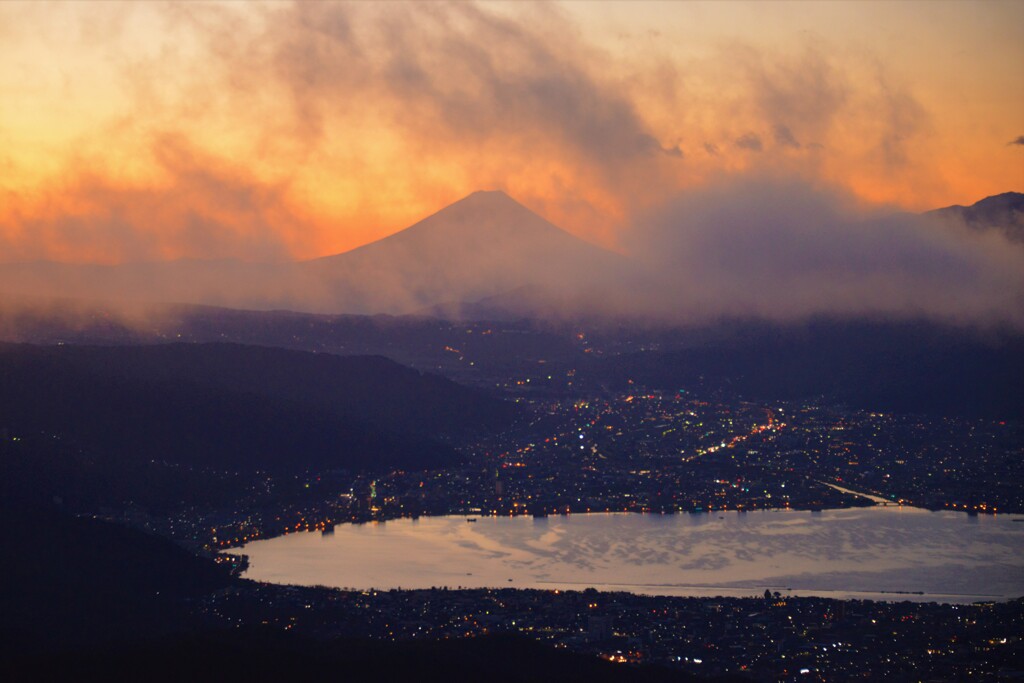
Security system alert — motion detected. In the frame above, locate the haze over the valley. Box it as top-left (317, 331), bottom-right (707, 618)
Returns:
top-left (0, 185), bottom-right (1022, 330)
top-left (0, 1), bottom-right (1022, 328)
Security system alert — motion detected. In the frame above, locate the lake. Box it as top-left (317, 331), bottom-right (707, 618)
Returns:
top-left (230, 507), bottom-right (1024, 604)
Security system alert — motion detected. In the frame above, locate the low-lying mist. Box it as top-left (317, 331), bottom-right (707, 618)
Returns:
top-left (0, 178), bottom-right (1021, 335)
top-left (618, 177), bottom-right (1024, 328)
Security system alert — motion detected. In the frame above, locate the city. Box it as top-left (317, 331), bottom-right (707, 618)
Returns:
top-left (119, 386), bottom-right (1018, 551)
top-left (199, 583), bottom-right (1023, 681)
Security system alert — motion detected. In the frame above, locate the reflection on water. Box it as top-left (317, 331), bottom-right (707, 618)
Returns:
top-left (231, 507), bottom-right (1024, 604)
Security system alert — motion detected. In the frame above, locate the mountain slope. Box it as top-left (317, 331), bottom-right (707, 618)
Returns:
top-left (302, 190), bottom-right (628, 314)
top-left (0, 342), bottom-right (518, 473)
top-left (928, 191), bottom-right (1024, 242)
top-left (0, 191), bottom-right (628, 316)
top-left (582, 318), bottom-right (1024, 419)
top-left (0, 191), bottom-right (1019, 319)
top-left (0, 504), bottom-right (232, 647)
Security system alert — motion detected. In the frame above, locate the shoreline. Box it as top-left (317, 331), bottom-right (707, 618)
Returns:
top-left (218, 498), bottom-right (879, 550)
top-left (219, 494), bottom-right (1020, 552)
top-left (221, 506), bottom-right (1024, 606)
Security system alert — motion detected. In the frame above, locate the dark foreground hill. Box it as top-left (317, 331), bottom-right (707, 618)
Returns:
top-left (0, 504), bottom-right (233, 648)
top-left (584, 318), bottom-right (1024, 419)
top-left (4, 631), bottom-right (694, 683)
top-left (5, 303), bottom-right (1020, 421)
top-left (0, 505), bottom-right (698, 683)
top-left (0, 342), bottom-right (518, 475)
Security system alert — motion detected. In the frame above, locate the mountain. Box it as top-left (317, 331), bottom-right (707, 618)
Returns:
top-left (928, 191), bottom-right (1024, 242)
top-left (4, 296), bottom-right (1023, 420)
top-left (300, 190), bottom-right (629, 314)
top-left (0, 191), bottom-right (628, 317)
top-left (1, 505), bottom-right (695, 683)
top-left (0, 342), bottom-right (519, 476)
top-left (1, 190), bottom-right (1019, 321)
top-left (580, 317), bottom-right (1024, 420)
top-left (0, 504), bottom-right (233, 648)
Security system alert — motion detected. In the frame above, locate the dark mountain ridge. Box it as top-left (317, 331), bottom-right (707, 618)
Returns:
top-left (0, 505), bottom-right (697, 682)
top-left (2, 295), bottom-right (1021, 419)
top-left (582, 317), bottom-right (1024, 419)
top-left (0, 342), bottom-right (518, 475)
top-left (0, 504), bottom-right (233, 648)
top-left (929, 191), bottom-right (1023, 242)
top-left (0, 190), bottom-right (1019, 321)
top-left (0, 190), bottom-right (629, 316)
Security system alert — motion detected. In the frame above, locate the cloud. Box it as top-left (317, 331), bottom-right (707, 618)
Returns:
top-left (247, 3), bottom-right (667, 172)
top-left (623, 175), bottom-right (1024, 327)
top-left (872, 70), bottom-right (928, 167)
top-left (735, 133), bottom-right (763, 152)
top-left (0, 135), bottom-right (309, 264)
top-left (0, 0), bottom-right (1017, 326)
top-left (773, 124), bottom-right (801, 149)
top-left (122, 0), bottom-right (687, 248)
top-left (661, 143), bottom-right (684, 158)
top-left (737, 43), bottom-right (847, 143)
top-left (2, 172), bottom-right (1021, 331)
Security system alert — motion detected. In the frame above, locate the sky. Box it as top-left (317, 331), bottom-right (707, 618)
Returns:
top-left (1, 0), bottom-right (1021, 266)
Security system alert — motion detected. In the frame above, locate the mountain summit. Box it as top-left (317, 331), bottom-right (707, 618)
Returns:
top-left (312, 190), bottom-right (608, 267)
top-left (302, 190), bottom-right (625, 314)
top-left (5, 190), bottom-right (1018, 321)
top-left (0, 189), bottom-right (627, 317)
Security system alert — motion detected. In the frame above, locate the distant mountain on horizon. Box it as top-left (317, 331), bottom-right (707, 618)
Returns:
top-left (928, 191), bottom-right (1024, 243)
top-left (310, 190), bottom-right (606, 264)
top-left (301, 189), bottom-right (629, 315)
top-left (580, 316), bottom-right (1024, 420)
top-left (0, 189), bottom-right (1020, 321)
top-left (0, 189), bottom-right (630, 317)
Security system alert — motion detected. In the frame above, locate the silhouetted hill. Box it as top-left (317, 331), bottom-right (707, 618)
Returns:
top-left (303, 190), bottom-right (629, 314)
top-left (4, 300), bottom-right (1020, 420)
top-left (47, 342), bottom-right (517, 435)
top-left (929, 191), bottom-right (1024, 242)
top-left (584, 318), bottom-right (1024, 419)
top-left (0, 505), bottom-right (701, 682)
top-left (0, 191), bottom-right (630, 315)
top-left (0, 296), bottom-right (586, 380)
top-left (4, 630), bottom-right (702, 683)
top-left (0, 342), bottom-right (518, 474)
top-left (0, 504), bottom-right (232, 649)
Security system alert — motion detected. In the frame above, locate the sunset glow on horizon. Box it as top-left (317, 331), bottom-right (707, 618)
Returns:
top-left (1, 0), bottom-right (1022, 264)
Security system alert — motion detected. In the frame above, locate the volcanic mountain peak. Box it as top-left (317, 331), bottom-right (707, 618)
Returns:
top-left (297, 190), bottom-right (627, 314)
top-left (425, 188), bottom-right (535, 217)
top-left (322, 189), bottom-right (587, 263)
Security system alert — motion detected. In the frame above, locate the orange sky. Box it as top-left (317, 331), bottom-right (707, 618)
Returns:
top-left (0, 0), bottom-right (1021, 263)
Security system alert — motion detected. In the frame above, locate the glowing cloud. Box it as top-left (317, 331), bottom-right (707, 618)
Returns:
top-left (0, 1), bottom-right (1021, 265)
